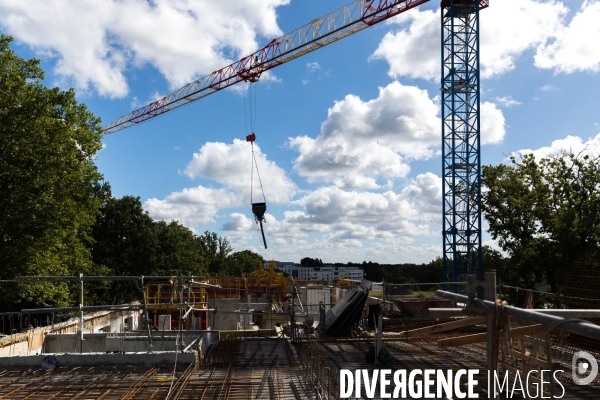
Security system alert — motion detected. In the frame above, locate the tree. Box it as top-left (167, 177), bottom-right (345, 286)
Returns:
top-left (0, 35), bottom-right (104, 309)
top-left (482, 152), bottom-right (600, 291)
top-left (227, 250), bottom-right (264, 276)
top-left (91, 195), bottom-right (157, 303)
top-left (154, 220), bottom-right (206, 276)
top-left (300, 257), bottom-right (323, 267)
top-left (197, 231), bottom-right (233, 275)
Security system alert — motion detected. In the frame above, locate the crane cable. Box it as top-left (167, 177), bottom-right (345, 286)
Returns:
top-left (250, 141), bottom-right (266, 204)
top-left (244, 82), bottom-right (268, 249)
top-left (244, 82), bottom-right (266, 204)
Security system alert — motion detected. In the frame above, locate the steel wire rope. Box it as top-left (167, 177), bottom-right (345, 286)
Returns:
top-left (250, 144), bottom-right (266, 204)
top-left (164, 285), bottom-right (184, 400)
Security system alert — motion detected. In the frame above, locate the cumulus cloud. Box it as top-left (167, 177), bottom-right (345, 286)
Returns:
top-left (234, 174), bottom-right (444, 262)
top-left (535, 1), bottom-right (600, 74)
top-left (371, 9), bottom-right (439, 81)
top-left (184, 139), bottom-right (296, 204)
top-left (495, 96), bottom-right (522, 108)
top-left (144, 140), bottom-right (295, 226)
top-left (222, 213), bottom-right (255, 231)
top-left (513, 132), bottom-right (600, 160)
top-left (217, 170), bottom-right (446, 262)
top-left (289, 83), bottom-right (505, 188)
top-left (144, 186), bottom-right (237, 227)
top-left (481, 102), bottom-right (506, 145)
top-left (289, 81), bottom-right (439, 189)
top-left (0, 0), bottom-right (289, 97)
top-left (258, 238), bottom-right (441, 265)
top-left (372, 0), bottom-right (568, 80)
top-left (289, 172), bottom-right (442, 233)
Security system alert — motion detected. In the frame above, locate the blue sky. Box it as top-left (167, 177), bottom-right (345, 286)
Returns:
top-left (2, 0), bottom-right (600, 264)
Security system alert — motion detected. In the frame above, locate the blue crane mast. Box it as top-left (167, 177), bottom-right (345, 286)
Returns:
top-left (441, 0), bottom-right (487, 291)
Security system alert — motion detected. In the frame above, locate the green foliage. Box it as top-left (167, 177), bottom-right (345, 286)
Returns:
top-left (155, 220), bottom-right (206, 276)
top-left (0, 35), bottom-right (104, 309)
top-left (482, 152), bottom-right (600, 290)
top-left (301, 257), bottom-right (323, 267)
top-left (92, 195), bottom-right (157, 277)
top-left (0, 35), bottom-right (267, 311)
top-left (197, 231), bottom-right (233, 275)
top-left (89, 194), bottom-right (209, 304)
top-left (342, 258), bottom-right (442, 290)
top-left (227, 250), bottom-right (264, 276)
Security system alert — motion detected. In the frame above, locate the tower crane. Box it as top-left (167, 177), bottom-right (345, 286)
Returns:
top-left (105, 0), bottom-right (489, 291)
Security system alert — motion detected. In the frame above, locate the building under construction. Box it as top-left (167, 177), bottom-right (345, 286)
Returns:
top-left (0, 262), bottom-right (599, 400)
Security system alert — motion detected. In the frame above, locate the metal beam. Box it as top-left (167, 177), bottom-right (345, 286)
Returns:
top-left (435, 290), bottom-right (600, 340)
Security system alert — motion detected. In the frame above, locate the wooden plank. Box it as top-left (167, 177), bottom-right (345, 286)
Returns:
top-left (507, 348), bottom-right (549, 369)
top-left (383, 317), bottom-right (486, 338)
top-left (437, 324), bottom-right (544, 348)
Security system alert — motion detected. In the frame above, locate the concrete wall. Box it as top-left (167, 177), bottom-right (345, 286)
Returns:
top-left (0, 352), bottom-right (195, 368)
top-left (207, 298), bottom-right (271, 330)
top-left (43, 330), bottom-right (219, 354)
top-left (0, 332), bottom-right (43, 357)
top-left (0, 308), bottom-right (143, 357)
top-left (303, 287), bottom-right (332, 313)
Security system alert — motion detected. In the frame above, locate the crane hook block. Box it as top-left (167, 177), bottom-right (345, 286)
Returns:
top-left (246, 133), bottom-right (256, 143)
top-left (252, 202), bottom-right (268, 249)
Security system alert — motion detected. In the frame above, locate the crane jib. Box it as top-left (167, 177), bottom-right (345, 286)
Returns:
top-left (105, 0), bottom-right (490, 134)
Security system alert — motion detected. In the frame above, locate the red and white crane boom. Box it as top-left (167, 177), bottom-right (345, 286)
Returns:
top-left (104, 0), bottom-right (440, 133)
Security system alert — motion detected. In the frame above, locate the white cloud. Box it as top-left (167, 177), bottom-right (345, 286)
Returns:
top-left (371, 9), bottom-right (439, 81)
top-left (288, 172), bottom-right (442, 233)
top-left (513, 132), bottom-right (600, 160)
top-left (184, 139), bottom-right (296, 204)
top-left (481, 102), bottom-right (506, 145)
top-left (227, 172), bottom-right (443, 253)
top-left (0, 0), bottom-right (289, 97)
top-left (207, 173), bottom-right (447, 262)
top-left (289, 81), bottom-right (439, 189)
top-left (541, 84), bottom-right (559, 91)
top-left (535, 1), bottom-right (600, 73)
top-left (481, 0), bottom-right (567, 78)
top-left (495, 96), bottom-right (522, 108)
top-left (306, 61), bottom-right (321, 72)
top-left (144, 186), bottom-right (238, 227)
top-left (372, 0), bottom-right (568, 80)
top-left (222, 213), bottom-right (255, 231)
top-left (144, 139), bottom-right (295, 226)
top-left (289, 83), bottom-right (504, 189)
top-left (255, 238), bottom-right (441, 265)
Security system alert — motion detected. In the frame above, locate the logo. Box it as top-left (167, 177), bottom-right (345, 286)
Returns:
top-left (572, 351), bottom-right (598, 385)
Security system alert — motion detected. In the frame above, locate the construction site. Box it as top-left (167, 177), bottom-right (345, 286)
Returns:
top-left (1, 0), bottom-right (599, 399)
top-left (0, 258), bottom-right (598, 399)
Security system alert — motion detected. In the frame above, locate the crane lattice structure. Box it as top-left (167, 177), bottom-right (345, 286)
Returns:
top-left (441, 0), bottom-right (487, 291)
top-left (105, 0), bottom-right (489, 291)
